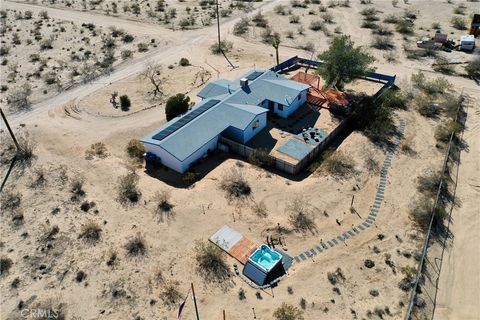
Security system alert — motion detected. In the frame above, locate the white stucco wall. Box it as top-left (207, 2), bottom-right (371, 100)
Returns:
top-left (144, 143), bottom-right (183, 173)
top-left (243, 113), bottom-right (267, 143)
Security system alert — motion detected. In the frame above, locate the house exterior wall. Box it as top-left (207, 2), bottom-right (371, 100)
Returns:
top-left (144, 136), bottom-right (219, 173)
top-left (144, 143), bottom-right (183, 173)
top-left (242, 113), bottom-right (267, 143)
top-left (274, 89), bottom-right (307, 118)
top-left (222, 126), bottom-right (244, 143)
top-left (180, 135), bottom-right (219, 172)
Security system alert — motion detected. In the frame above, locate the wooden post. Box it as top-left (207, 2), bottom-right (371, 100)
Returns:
top-left (191, 283), bottom-right (200, 320)
top-left (223, 309), bottom-right (226, 320)
top-left (350, 195), bottom-right (355, 208)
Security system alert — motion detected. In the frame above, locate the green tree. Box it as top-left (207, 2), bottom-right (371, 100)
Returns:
top-left (165, 93), bottom-right (190, 121)
top-left (316, 35), bottom-right (375, 89)
top-left (120, 94), bottom-right (131, 111)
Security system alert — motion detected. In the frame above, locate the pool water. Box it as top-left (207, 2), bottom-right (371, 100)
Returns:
top-left (249, 245), bottom-right (282, 271)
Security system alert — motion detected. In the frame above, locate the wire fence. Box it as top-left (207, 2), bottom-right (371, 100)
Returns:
top-left (404, 94), bottom-right (465, 320)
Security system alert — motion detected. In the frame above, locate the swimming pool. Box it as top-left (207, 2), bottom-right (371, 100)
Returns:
top-left (249, 245), bottom-right (282, 272)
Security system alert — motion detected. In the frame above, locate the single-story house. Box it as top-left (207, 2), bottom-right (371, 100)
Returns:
top-left (141, 69), bottom-right (310, 173)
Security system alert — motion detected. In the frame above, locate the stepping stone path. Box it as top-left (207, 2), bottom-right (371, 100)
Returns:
top-left (293, 117), bottom-right (406, 264)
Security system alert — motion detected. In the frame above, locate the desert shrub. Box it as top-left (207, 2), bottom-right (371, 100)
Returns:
top-left (119, 95), bottom-right (131, 111)
top-left (194, 240), bottom-right (230, 282)
top-left (364, 259), bottom-right (375, 268)
top-left (165, 93), bottom-right (190, 121)
top-left (434, 120), bottom-right (462, 143)
top-left (410, 196), bottom-right (446, 231)
top-left (451, 16), bottom-right (467, 30)
top-left (85, 142), bottom-right (108, 159)
top-left (238, 287), bottom-right (246, 300)
top-left (0, 257), bottom-right (13, 276)
top-left (29, 166), bottom-right (47, 188)
top-left (365, 155), bottom-right (380, 174)
top-left (415, 95), bottom-right (440, 118)
top-left (248, 148), bottom-right (274, 167)
top-left (79, 221), bottom-right (102, 245)
top-left (251, 200), bottom-right (268, 217)
top-left (0, 46), bottom-right (12, 56)
top-left (454, 5), bottom-right (466, 15)
top-left (273, 303), bottom-right (304, 320)
top-left (117, 172), bottom-right (141, 204)
top-left (309, 20), bottom-right (325, 31)
top-left (126, 139), bottom-right (145, 160)
top-left (321, 13), bottom-right (334, 23)
top-left (70, 176), bottom-right (85, 201)
top-left (252, 11), bottom-right (268, 28)
top-left (372, 35), bottom-right (394, 50)
top-left (153, 190), bottom-right (175, 222)
top-left (399, 136), bottom-right (415, 155)
top-left (383, 14), bottom-right (399, 24)
top-left (286, 197), bottom-right (316, 232)
top-left (370, 289), bottom-right (380, 297)
top-left (441, 93), bottom-right (465, 120)
top-left (210, 40), bottom-right (233, 54)
top-left (40, 36), bottom-right (54, 50)
top-left (289, 15), bottom-right (300, 24)
top-left (125, 234), bottom-right (147, 257)
top-left (0, 190), bottom-right (22, 212)
top-left (395, 19), bottom-right (414, 34)
top-left (181, 171), bottom-right (197, 184)
top-left (179, 57), bottom-right (190, 66)
top-left (411, 72), bottom-right (450, 96)
top-left (160, 280), bottom-right (182, 308)
top-left (137, 42), bottom-right (149, 52)
top-left (417, 171), bottom-right (445, 195)
top-left (7, 83), bottom-right (32, 112)
top-left (433, 57), bottom-right (455, 75)
top-left (465, 57), bottom-right (480, 79)
top-left (233, 17), bottom-right (250, 35)
top-left (220, 168), bottom-right (251, 201)
top-left (274, 4), bottom-right (287, 15)
top-left (121, 49), bottom-right (133, 60)
top-left (321, 150), bottom-right (356, 177)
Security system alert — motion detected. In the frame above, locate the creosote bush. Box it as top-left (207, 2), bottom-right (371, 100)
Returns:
top-left (126, 139), bottom-right (145, 160)
top-left (220, 168), bottom-right (251, 201)
top-left (153, 190), bottom-right (175, 222)
top-left (409, 196), bottom-right (446, 232)
top-left (0, 257), bottom-right (13, 276)
top-left (465, 57), bottom-right (480, 79)
top-left (160, 280), bottom-right (182, 308)
top-left (434, 120), bottom-right (462, 144)
top-left (286, 197), bottom-right (316, 232)
top-left (117, 172), bottom-right (141, 204)
top-left (70, 176), bottom-right (85, 201)
top-left (210, 40), bottom-right (233, 54)
top-left (0, 190), bottom-right (22, 212)
top-left (85, 142), bottom-right (108, 159)
top-left (194, 240), bottom-right (230, 282)
top-left (79, 221), bottom-right (102, 245)
top-left (321, 150), bottom-right (356, 177)
top-left (125, 234), bottom-right (147, 257)
top-left (273, 303), bottom-right (304, 320)
top-left (251, 200), bottom-right (268, 217)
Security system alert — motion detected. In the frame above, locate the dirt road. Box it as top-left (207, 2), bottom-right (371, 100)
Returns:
top-left (434, 89), bottom-right (480, 320)
top-left (3, 0), bottom-right (290, 126)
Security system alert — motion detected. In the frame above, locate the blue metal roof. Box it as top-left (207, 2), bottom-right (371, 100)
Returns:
top-left (142, 69), bottom-right (309, 162)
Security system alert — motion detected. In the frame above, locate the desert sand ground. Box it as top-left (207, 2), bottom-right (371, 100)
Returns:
top-left (1, 0), bottom-right (479, 319)
top-left (435, 89), bottom-right (480, 320)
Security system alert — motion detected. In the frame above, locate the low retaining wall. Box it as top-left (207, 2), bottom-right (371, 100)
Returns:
top-left (219, 118), bottom-right (350, 175)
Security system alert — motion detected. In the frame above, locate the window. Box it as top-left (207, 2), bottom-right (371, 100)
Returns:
top-left (278, 104), bottom-right (284, 111)
top-left (252, 119), bottom-right (260, 130)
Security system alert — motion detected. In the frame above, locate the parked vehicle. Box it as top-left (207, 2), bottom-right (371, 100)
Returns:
top-left (460, 35), bottom-right (476, 51)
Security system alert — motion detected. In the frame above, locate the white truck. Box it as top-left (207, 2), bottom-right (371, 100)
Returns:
top-left (460, 35), bottom-right (476, 51)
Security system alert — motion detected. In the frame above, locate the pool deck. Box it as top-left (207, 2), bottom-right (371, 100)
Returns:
top-left (209, 225), bottom-right (258, 264)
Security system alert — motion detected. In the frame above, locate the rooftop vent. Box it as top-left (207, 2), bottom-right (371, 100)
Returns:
top-left (240, 78), bottom-right (249, 88)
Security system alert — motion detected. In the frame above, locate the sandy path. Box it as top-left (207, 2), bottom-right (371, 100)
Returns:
top-left (434, 90), bottom-right (480, 320)
top-left (2, 0), bottom-right (291, 126)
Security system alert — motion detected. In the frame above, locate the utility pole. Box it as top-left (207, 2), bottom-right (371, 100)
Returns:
top-left (216, 0), bottom-right (221, 51)
top-left (0, 107), bottom-right (19, 150)
top-left (191, 283), bottom-right (200, 320)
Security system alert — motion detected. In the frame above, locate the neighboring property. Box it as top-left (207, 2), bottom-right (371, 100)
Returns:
top-left (141, 69), bottom-right (309, 173)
